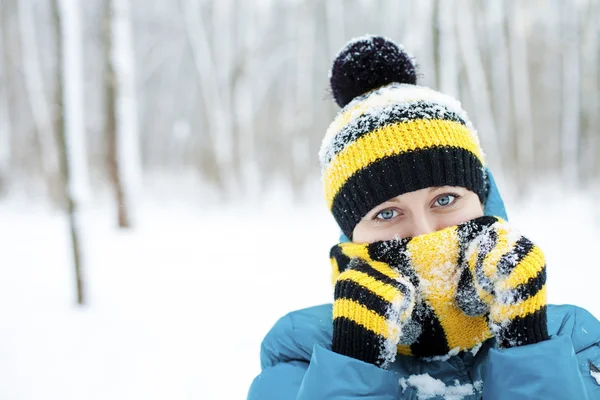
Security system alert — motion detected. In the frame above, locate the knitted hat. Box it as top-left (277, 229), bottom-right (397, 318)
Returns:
top-left (319, 36), bottom-right (487, 239)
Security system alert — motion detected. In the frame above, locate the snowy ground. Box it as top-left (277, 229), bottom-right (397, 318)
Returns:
top-left (1, 187), bottom-right (599, 400)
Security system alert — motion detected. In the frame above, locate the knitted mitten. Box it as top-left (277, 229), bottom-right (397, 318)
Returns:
top-left (332, 257), bottom-right (415, 368)
top-left (456, 216), bottom-right (550, 348)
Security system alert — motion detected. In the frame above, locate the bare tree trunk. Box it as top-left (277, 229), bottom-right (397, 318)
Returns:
top-left (105, 0), bottom-right (142, 228)
top-left (233, 0), bottom-right (261, 203)
top-left (280, 1), bottom-right (300, 196)
top-left (507, 1), bottom-right (535, 191)
top-left (291, 0), bottom-right (316, 197)
top-left (325, 0), bottom-right (345, 59)
top-left (0, 1), bottom-right (12, 195)
top-left (180, 0), bottom-right (237, 197)
top-left (53, 0), bottom-right (85, 305)
top-left (104, 0), bottom-right (127, 228)
top-left (411, 0), bottom-right (436, 87)
top-left (559, 0), bottom-right (581, 186)
top-left (60, 0), bottom-right (89, 204)
top-left (17, 0), bottom-right (62, 204)
top-left (579, 0), bottom-right (598, 185)
top-left (383, 0), bottom-right (403, 39)
top-left (456, 0), bottom-right (502, 174)
top-left (484, 1), bottom-right (512, 165)
top-left (437, 0), bottom-right (459, 97)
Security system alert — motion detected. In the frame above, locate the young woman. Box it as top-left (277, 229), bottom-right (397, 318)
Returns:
top-left (248, 36), bottom-right (600, 400)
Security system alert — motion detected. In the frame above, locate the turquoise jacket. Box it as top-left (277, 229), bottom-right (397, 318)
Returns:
top-left (248, 172), bottom-right (600, 399)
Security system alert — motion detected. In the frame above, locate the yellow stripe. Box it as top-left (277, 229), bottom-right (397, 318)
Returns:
top-left (324, 119), bottom-right (484, 208)
top-left (407, 227), bottom-right (492, 350)
top-left (337, 270), bottom-right (404, 304)
top-left (338, 243), bottom-right (400, 281)
top-left (367, 260), bottom-right (401, 281)
top-left (397, 344), bottom-right (412, 356)
top-left (491, 285), bottom-right (547, 321)
top-left (338, 243), bottom-right (373, 262)
top-left (330, 257), bottom-right (340, 287)
top-left (333, 298), bottom-right (399, 339)
top-left (497, 246), bottom-right (545, 291)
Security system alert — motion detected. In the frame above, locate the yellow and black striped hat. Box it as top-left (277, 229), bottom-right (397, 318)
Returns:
top-left (320, 36), bottom-right (486, 239)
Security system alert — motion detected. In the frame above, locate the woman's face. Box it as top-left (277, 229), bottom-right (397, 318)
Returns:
top-left (352, 186), bottom-right (484, 243)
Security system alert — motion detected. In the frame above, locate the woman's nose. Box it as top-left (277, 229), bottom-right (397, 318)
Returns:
top-left (408, 216), bottom-right (436, 238)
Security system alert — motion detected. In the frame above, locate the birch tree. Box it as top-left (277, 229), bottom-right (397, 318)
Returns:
top-left (507, 1), bottom-right (535, 189)
top-left (2, 0), bottom-right (600, 205)
top-left (59, 0), bottom-right (90, 204)
top-left (17, 0), bottom-right (61, 203)
top-left (456, 0), bottom-right (502, 174)
top-left (484, 1), bottom-right (512, 164)
top-left (325, 0), bottom-right (345, 58)
top-left (560, 0), bottom-right (581, 186)
top-left (291, 0), bottom-right (316, 196)
top-left (53, 0), bottom-right (86, 305)
top-left (180, 0), bottom-right (237, 197)
top-left (0, 2), bottom-right (12, 195)
top-left (232, 0), bottom-right (261, 201)
top-left (105, 0), bottom-right (142, 228)
top-left (436, 0), bottom-right (459, 98)
top-left (579, 0), bottom-right (598, 184)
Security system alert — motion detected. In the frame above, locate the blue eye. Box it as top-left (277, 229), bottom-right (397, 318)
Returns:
top-left (376, 209), bottom-right (398, 220)
top-left (435, 195), bottom-right (456, 207)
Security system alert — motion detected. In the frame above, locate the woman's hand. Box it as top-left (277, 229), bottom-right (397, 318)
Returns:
top-left (455, 217), bottom-right (550, 348)
top-left (332, 257), bottom-right (416, 368)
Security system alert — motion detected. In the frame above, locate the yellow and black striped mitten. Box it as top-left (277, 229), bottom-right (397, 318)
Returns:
top-left (332, 257), bottom-right (416, 368)
top-left (456, 216), bottom-right (550, 348)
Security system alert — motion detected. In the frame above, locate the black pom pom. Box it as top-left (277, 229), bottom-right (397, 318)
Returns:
top-left (330, 36), bottom-right (417, 108)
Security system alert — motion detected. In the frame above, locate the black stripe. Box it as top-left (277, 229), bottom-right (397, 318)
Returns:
top-left (409, 301), bottom-right (451, 356)
top-left (455, 216), bottom-right (499, 304)
top-left (455, 216), bottom-right (498, 268)
top-left (332, 316), bottom-right (387, 366)
top-left (330, 244), bottom-right (353, 274)
top-left (323, 100), bottom-right (469, 165)
top-left (495, 306), bottom-right (549, 347)
top-left (496, 237), bottom-right (536, 276)
top-left (497, 267), bottom-right (546, 304)
top-left (456, 217), bottom-right (499, 247)
top-left (334, 279), bottom-right (393, 318)
top-left (332, 147), bottom-right (486, 239)
top-left (473, 228), bottom-right (497, 294)
top-left (349, 259), bottom-right (412, 298)
top-left (368, 240), bottom-right (420, 289)
top-left (455, 266), bottom-right (489, 316)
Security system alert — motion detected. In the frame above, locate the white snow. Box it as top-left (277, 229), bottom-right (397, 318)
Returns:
top-left (470, 342), bottom-right (483, 356)
top-left (0, 185), bottom-right (599, 399)
top-left (592, 370), bottom-right (600, 385)
top-left (320, 82), bottom-right (481, 169)
top-left (423, 347), bottom-right (460, 363)
top-left (399, 374), bottom-right (475, 400)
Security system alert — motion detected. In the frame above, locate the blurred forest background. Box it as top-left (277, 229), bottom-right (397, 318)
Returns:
top-left (2, 1), bottom-right (600, 398)
top-left (2, 0), bottom-right (599, 220)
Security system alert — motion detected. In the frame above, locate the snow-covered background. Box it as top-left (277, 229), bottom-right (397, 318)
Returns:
top-left (1, 184), bottom-right (599, 400)
top-left (2, 0), bottom-right (600, 399)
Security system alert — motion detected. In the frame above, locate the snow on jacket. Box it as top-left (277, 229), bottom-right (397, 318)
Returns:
top-left (247, 172), bottom-right (600, 399)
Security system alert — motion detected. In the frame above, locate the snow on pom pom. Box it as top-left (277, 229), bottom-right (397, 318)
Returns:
top-left (329, 35), bottom-right (417, 108)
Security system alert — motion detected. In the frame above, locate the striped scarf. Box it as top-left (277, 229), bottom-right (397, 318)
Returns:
top-left (330, 216), bottom-right (548, 357)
